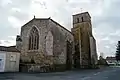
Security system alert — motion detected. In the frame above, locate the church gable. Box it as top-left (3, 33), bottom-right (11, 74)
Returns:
top-left (21, 18), bottom-right (49, 37)
top-left (18, 17), bottom-right (74, 70)
top-left (21, 19), bottom-right (34, 33)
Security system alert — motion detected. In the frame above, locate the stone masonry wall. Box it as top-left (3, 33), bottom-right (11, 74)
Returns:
top-left (49, 19), bottom-right (74, 65)
top-left (18, 18), bottom-right (74, 71)
top-left (20, 19), bottom-right (49, 63)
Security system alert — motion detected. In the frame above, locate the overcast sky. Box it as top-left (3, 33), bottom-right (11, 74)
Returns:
top-left (0, 0), bottom-right (120, 57)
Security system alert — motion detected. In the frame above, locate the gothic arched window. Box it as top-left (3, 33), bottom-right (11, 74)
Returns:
top-left (28, 27), bottom-right (39, 50)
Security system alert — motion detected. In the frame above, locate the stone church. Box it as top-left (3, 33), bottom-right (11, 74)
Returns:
top-left (16, 12), bottom-right (97, 72)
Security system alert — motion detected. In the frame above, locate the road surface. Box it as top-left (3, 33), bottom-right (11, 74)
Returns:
top-left (0, 67), bottom-right (120, 80)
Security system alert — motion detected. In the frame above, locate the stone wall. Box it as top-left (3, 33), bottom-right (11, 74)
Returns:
top-left (49, 19), bottom-right (74, 65)
top-left (20, 19), bottom-right (49, 58)
top-left (90, 36), bottom-right (98, 65)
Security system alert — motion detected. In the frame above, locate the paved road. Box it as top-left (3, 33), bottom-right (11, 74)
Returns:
top-left (0, 67), bottom-right (120, 80)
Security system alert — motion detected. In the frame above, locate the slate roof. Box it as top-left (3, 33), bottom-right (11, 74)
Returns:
top-left (0, 46), bottom-right (20, 52)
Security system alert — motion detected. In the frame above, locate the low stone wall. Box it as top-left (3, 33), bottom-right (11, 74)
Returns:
top-left (19, 64), bottom-right (53, 72)
top-left (19, 64), bottom-right (67, 72)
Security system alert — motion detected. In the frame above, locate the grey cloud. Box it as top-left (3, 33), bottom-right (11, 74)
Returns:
top-left (0, 0), bottom-right (32, 44)
top-left (9, 0), bottom-right (32, 21)
top-left (33, 0), bottom-right (47, 8)
top-left (10, 9), bottom-right (29, 21)
top-left (0, 26), bottom-right (19, 39)
top-left (4, 40), bottom-right (11, 44)
top-left (92, 0), bottom-right (120, 57)
top-left (104, 2), bottom-right (120, 17)
top-left (8, 36), bottom-right (16, 40)
top-left (0, 41), bottom-right (2, 44)
top-left (10, 0), bottom-right (31, 10)
top-left (97, 40), bottom-right (116, 56)
top-left (93, 1), bottom-right (120, 29)
top-left (0, 40), bottom-right (16, 46)
top-left (93, 16), bottom-right (120, 29)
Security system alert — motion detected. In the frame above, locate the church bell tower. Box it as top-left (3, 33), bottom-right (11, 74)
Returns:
top-left (71, 12), bottom-right (92, 68)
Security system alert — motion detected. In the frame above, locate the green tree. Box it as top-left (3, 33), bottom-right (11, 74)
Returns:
top-left (116, 41), bottom-right (120, 61)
